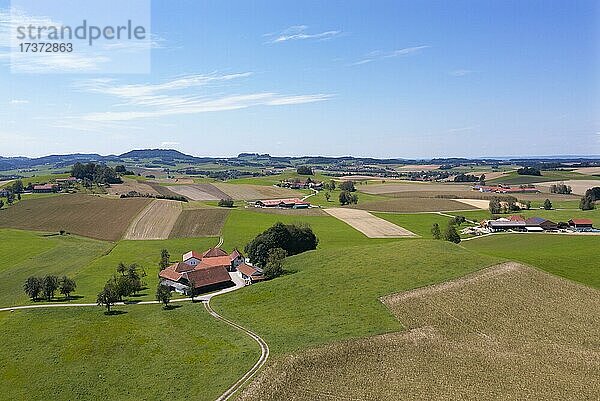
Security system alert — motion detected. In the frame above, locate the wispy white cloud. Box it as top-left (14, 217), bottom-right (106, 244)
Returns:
top-left (450, 69), bottom-right (474, 76)
top-left (351, 46), bottom-right (430, 65)
top-left (66, 73), bottom-right (334, 125)
top-left (266, 25), bottom-right (341, 44)
top-left (447, 126), bottom-right (478, 133)
top-left (9, 99), bottom-right (29, 104)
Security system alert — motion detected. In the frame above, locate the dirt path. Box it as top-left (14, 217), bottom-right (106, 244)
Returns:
top-left (205, 301), bottom-right (270, 401)
top-left (324, 208), bottom-right (417, 238)
top-left (124, 199), bottom-right (182, 240)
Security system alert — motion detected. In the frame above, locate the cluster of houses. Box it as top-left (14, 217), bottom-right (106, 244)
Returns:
top-left (254, 198), bottom-right (311, 209)
top-left (158, 247), bottom-right (264, 294)
top-left (483, 215), bottom-right (595, 233)
top-left (472, 184), bottom-right (540, 194)
top-left (277, 179), bottom-right (323, 190)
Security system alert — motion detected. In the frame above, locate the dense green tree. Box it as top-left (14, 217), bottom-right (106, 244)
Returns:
top-left (489, 197), bottom-right (502, 214)
top-left (218, 199), bottom-right (234, 207)
top-left (11, 180), bottom-right (24, 194)
top-left (244, 222), bottom-right (318, 267)
top-left (263, 248), bottom-right (287, 280)
top-left (42, 275), bottom-right (59, 301)
top-left (324, 192), bottom-right (330, 202)
top-left (97, 281), bottom-right (119, 313)
top-left (23, 276), bottom-right (43, 301)
top-left (452, 216), bottom-right (466, 225)
top-left (71, 162), bottom-right (122, 184)
top-left (155, 284), bottom-right (172, 308)
top-left (517, 167), bottom-right (541, 176)
top-left (443, 223), bottom-right (461, 244)
top-left (59, 276), bottom-right (77, 299)
top-left (117, 262), bottom-right (127, 276)
top-left (339, 181), bottom-right (356, 192)
top-left (159, 249), bottom-right (171, 270)
top-left (580, 195), bottom-right (595, 211)
top-left (543, 199), bottom-right (553, 210)
top-left (296, 166), bottom-right (313, 175)
top-left (431, 223), bottom-right (441, 239)
top-left (0, 199), bottom-right (4, 209)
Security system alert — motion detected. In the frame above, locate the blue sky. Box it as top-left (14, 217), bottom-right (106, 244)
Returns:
top-left (1, 0), bottom-right (599, 158)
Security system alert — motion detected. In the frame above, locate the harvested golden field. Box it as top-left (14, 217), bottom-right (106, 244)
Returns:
top-left (571, 166), bottom-right (600, 175)
top-left (168, 184), bottom-right (231, 201)
top-left (538, 180), bottom-right (600, 195)
top-left (353, 197), bottom-right (477, 212)
top-left (213, 183), bottom-right (303, 200)
top-left (169, 208), bottom-right (230, 238)
top-left (124, 199), bottom-right (182, 240)
top-left (361, 182), bottom-right (473, 195)
top-left (106, 178), bottom-right (161, 196)
top-left (324, 208), bottom-right (416, 237)
top-left (240, 263), bottom-right (600, 401)
top-left (397, 164), bottom-right (441, 171)
top-left (0, 194), bottom-right (150, 241)
top-left (454, 198), bottom-right (490, 209)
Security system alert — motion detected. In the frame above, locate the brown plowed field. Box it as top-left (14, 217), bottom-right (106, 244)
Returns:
top-left (169, 208), bottom-right (230, 237)
top-left (353, 197), bottom-right (477, 212)
top-left (168, 184), bottom-right (231, 201)
top-left (106, 178), bottom-right (161, 196)
top-left (0, 194), bottom-right (150, 240)
top-left (213, 183), bottom-right (303, 200)
top-left (124, 199), bottom-right (182, 240)
top-left (239, 263), bottom-right (600, 400)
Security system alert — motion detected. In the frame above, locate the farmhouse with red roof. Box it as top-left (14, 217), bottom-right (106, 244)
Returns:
top-left (159, 247), bottom-right (246, 294)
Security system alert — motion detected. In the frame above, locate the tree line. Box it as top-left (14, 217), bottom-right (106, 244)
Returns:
top-left (24, 275), bottom-right (76, 301)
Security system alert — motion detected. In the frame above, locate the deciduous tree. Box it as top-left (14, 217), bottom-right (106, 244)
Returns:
top-left (23, 276), bottom-right (43, 301)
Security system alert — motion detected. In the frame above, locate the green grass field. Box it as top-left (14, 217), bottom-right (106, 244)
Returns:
top-left (0, 230), bottom-right (219, 306)
top-left (374, 212), bottom-right (456, 237)
top-left (487, 170), bottom-right (599, 185)
top-left (213, 240), bottom-right (501, 354)
top-left (0, 229), bottom-right (112, 306)
top-left (0, 304), bottom-right (258, 401)
top-left (463, 234), bottom-right (600, 288)
top-left (220, 208), bottom-right (393, 251)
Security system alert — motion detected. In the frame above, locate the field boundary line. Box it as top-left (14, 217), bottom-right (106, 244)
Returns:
top-left (204, 300), bottom-right (269, 401)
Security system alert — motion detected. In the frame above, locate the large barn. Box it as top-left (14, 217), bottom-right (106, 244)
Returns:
top-left (159, 247), bottom-right (244, 294)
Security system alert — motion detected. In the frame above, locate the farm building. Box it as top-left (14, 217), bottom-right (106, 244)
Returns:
top-left (159, 261), bottom-right (233, 294)
top-left (568, 219), bottom-right (594, 230)
top-left (472, 185), bottom-right (539, 194)
top-left (525, 217), bottom-right (558, 231)
top-left (159, 247), bottom-right (245, 294)
top-left (182, 247), bottom-right (244, 272)
top-left (278, 179), bottom-right (323, 190)
top-left (237, 263), bottom-right (265, 285)
top-left (32, 184), bottom-right (59, 193)
top-left (486, 216), bottom-right (557, 232)
top-left (255, 198), bottom-right (311, 209)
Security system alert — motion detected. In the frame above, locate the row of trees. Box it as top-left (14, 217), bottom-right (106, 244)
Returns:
top-left (517, 167), bottom-right (541, 176)
top-left (24, 275), bottom-right (76, 301)
top-left (550, 183), bottom-right (572, 194)
top-left (338, 190), bottom-right (359, 205)
top-left (296, 166), bottom-right (313, 175)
